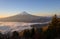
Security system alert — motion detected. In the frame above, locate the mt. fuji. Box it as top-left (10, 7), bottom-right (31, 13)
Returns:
top-left (0, 11), bottom-right (51, 23)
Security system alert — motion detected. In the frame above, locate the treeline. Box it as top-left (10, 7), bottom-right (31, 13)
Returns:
top-left (0, 14), bottom-right (60, 39)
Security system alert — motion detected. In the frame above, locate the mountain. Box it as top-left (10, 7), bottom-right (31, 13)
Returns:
top-left (0, 11), bottom-right (51, 23)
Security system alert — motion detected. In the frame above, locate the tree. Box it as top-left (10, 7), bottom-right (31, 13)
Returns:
top-left (31, 27), bottom-right (35, 37)
top-left (47, 14), bottom-right (59, 39)
top-left (0, 32), bottom-right (3, 39)
top-left (11, 31), bottom-right (20, 39)
top-left (48, 14), bottom-right (58, 30)
top-left (51, 14), bottom-right (58, 26)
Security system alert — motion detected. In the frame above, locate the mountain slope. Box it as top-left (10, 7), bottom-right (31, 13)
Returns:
top-left (0, 11), bottom-right (51, 22)
top-left (0, 12), bottom-right (40, 22)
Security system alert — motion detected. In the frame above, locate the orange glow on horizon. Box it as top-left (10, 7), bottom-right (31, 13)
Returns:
top-left (0, 16), bottom-right (8, 18)
top-left (0, 15), bottom-right (13, 18)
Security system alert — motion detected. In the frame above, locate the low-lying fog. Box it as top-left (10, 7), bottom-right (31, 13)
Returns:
top-left (0, 22), bottom-right (49, 33)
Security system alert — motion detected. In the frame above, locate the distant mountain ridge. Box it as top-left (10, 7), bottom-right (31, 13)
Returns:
top-left (0, 11), bottom-right (51, 23)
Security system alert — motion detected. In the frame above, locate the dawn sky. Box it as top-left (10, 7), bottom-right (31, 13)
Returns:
top-left (0, 0), bottom-right (60, 18)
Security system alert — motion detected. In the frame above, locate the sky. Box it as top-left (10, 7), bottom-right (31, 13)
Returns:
top-left (0, 0), bottom-right (60, 18)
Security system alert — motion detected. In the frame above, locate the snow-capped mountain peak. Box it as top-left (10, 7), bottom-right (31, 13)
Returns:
top-left (20, 11), bottom-right (30, 15)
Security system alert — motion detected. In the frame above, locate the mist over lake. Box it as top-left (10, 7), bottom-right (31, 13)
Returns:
top-left (0, 22), bottom-right (49, 33)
